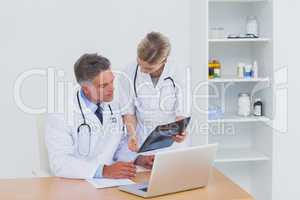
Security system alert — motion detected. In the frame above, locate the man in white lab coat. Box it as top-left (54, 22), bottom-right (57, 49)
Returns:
top-left (45, 53), bottom-right (153, 179)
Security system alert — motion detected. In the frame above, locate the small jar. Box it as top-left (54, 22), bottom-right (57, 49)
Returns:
top-left (210, 27), bottom-right (219, 39)
top-left (244, 64), bottom-right (252, 79)
top-left (237, 63), bottom-right (245, 79)
top-left (217, 27), bottom-right (225, 39)
top-left (208, 61), bottom-right (214, 79)
top-left (253, 98), bottom-right (263, 116)
top-left (208, 59), bottom-right (221, 79)
top-left (210, 27), bottom-right (225, 39)
top-left (212, 60), bottom-right (221, 78)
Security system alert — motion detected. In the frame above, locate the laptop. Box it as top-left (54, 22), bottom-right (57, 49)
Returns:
top-left (119, 144), bottom-right (218, 198)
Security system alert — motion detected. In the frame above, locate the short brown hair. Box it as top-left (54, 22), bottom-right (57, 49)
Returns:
top-left (137, 32), bottom-right (171, 65)
top-left (74, 53), bottom-right (111, 84)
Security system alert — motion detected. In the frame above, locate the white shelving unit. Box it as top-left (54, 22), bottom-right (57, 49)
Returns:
top-left (190, 0), bottom-right (274, 199)
top-left (208, 113), bottom-right (270, 123)
top-left (209, 0), bottom-right (268, 2)
top-left (209, 38), bottom-right (270, 43)
top-left (209, 0), bottom-right (273, 199)
top-left (215, 148), bottom-right (270, 163)
top-left (208, 77), bottom-right (270, 83)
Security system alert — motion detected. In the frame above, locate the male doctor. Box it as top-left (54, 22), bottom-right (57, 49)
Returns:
top-left (45, 53), bottom-right (153, 179)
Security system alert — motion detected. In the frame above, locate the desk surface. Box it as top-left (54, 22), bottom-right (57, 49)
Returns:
top-left (0, 168), bottom-right (253, 200)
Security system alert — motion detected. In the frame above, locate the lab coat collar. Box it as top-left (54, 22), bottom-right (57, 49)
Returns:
top-left (80, 90), bottom-right (98, 113)
top-left (157, 63), bottom-right (171, 83)
top-left (75, 90), bottom-right (106, 131)
top-left (78, 89), bottom-right (110, 114)
top-left (137, 62), bottom-right (171, 84)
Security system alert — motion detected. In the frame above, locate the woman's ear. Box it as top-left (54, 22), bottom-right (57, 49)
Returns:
top-left (161, 57), bottom-right (168, 64)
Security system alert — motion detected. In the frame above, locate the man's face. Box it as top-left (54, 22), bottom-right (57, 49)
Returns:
top-left (82, 69), bottom-right (115, 103)
top-left (137, 57), bottom-right (166, 74)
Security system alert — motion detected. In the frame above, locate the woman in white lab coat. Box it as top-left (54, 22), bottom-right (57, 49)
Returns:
top-left (119, 32), bottom-right (190, 156)
top-left (45, 53), bottom-right (153, 179)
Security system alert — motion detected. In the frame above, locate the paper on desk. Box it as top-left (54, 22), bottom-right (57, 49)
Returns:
top-left (86, 178), bottom-right (135, 189)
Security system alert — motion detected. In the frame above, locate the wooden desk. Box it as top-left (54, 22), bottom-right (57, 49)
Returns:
top-left (0, 168), bottom-right (253, 200)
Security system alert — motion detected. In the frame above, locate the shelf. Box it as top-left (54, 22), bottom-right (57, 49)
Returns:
top-left (208, 113), bottom-right (270, 123)
top-left (215, 148), bottom-right (270, 163)
top-left (209, 38), bottom-right (270, 43)
top-left (208, 77), bottom-right (270, 83)
top-left (209, 0), bottom-right (268, 2)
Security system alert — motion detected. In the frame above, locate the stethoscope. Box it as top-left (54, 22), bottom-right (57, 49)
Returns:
top-left (133, 64), bottom-right (176, 98)
top-left (76, 91), bottom-right (115, 157)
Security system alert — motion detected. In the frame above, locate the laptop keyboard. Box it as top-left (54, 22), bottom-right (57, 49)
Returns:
top-left (139, 187), bottom-right (148, 192)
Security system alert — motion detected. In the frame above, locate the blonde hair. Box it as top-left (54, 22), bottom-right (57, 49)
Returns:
top-left (137, 32), bottom-right (171, 65)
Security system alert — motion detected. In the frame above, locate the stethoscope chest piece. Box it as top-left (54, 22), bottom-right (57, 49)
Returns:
top-left (110, 117), bottom-right (117, 124)
top-left (76, 90), bottom-right (116, 157)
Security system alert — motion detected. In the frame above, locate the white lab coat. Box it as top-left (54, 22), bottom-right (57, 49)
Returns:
top-left (45, 89), bottom-right (128, 179)
top-left (118, 61), bottom-right (190, 160)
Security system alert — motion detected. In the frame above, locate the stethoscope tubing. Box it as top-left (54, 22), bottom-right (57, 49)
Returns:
top-left (133, 64), bottom-right (176, 98)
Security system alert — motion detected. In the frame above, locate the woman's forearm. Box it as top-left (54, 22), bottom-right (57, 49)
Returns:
top-left (123, 114), bottom-right (137, 137)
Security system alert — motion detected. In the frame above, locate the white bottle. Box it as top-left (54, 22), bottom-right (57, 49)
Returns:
top-left (238, 93), bottom-right (251, 117)
top-left (246, 16), bottom-right (259, 37)
top-left (252, 60), bottom-right (258, 78)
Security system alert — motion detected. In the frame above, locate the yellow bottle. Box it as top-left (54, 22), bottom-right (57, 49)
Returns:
top-left (208, 60), bottom-right (221, 79)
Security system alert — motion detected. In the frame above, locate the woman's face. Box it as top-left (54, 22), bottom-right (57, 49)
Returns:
top-left (137, 57), bottom-right (167, 74)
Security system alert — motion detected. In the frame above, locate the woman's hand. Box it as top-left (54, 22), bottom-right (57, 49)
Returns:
top-left (172, 116), bottom-right (188, 143)
top-left (172, 131), bottom-right (187, 143)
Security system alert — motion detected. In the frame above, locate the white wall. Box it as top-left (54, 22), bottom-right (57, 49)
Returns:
top-left (0, 0), bottom-right (190, 178)
top-left (2, 1), bottom-right (300, 198)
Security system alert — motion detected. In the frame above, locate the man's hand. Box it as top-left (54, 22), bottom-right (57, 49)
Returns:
top-left (102, 162), bottom-right (136, 179)
top-left (134, 155), bottom-right (155, 169)
top-left (171, 131), bottom-right (187, 143)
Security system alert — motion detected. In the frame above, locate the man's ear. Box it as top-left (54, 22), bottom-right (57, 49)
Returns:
top-left (81, 84), bottom-right (90, 96)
